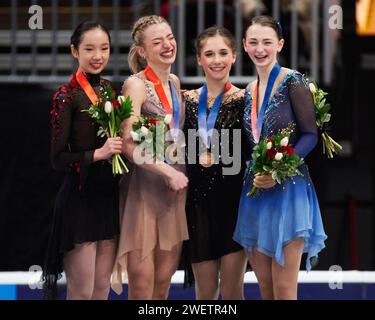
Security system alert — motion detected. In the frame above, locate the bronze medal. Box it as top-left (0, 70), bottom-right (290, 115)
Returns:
top-left (199, 151), bottom-right (214, 168)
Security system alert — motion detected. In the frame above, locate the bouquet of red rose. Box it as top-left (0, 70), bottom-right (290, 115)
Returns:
top-left (130, 114), bottom-right (172, 161)
top-left (247, 125), bottom-right (304, 197)
top-left (82, 87), bottom-right (133, 175)
top-left (306, 78), bottom-right (343, 158)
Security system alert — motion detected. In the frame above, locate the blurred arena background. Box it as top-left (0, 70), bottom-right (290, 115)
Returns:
top-left (0, 0), bottom-right (375, 299)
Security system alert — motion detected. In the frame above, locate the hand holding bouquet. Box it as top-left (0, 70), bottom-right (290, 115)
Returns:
top-left (130, 114), bottom-right (172, 161)
top-left (83, 87), bottom-right (133, 175)
top-left (307, 78), bottom-right (343, 158)
top-left (247, 125), bottom-right (304, 197)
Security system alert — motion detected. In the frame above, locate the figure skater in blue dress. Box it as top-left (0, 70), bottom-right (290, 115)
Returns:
top-left (233, 15), bottom-right (327, 300)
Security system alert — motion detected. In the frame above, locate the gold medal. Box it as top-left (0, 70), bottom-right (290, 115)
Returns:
top-left (199, 151), bottom-right (214, 168)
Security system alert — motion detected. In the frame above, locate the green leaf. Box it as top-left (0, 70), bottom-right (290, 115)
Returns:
top-left (321, 113), bottom-right (331, 123)
top-left (252, 152), bottom-right (260, 160)
top-left (317, 98), bottom-right (326, 110)
top-left (262, 165), bottom-right (272, 172)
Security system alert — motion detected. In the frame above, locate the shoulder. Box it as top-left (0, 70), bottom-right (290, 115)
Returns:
top-left (51, 79), bottom-right (77, 120)
top-left (183, 88), bottom-right (200, 103)
top-left (223, 87), bottom-right (244, 107)
top-left (281, 67), bottom-right (294, 75)
top-left (246, 80), bottom-right (257, 93)
top-left (122, 73), bottom-right (147, 93)
top-left (52, 76), bottom-right (80, 105)
top-left (230, 85), bottom-right (244, 94)
top-left (226, 85), bottom-right (244, 99)
top-left (283, 68), bottom-right (308, 89)
top-left (282, 68), bottom-right (304, 81)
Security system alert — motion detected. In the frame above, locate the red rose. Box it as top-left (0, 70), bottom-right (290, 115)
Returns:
top-left (111, 98), bottom-right (120, 109)
top-left (287, 146), bottom-right (294, 156)
top-left (267, 147), bottom-right (277, 158)
top-left (280, 146), bottom-right (288, 153)
top-left (281, 146), bottom-right (294, 156)
top-left (149, 118), bottom-right (159, 126)
top-left (267, 137), bottom-right (274, 143)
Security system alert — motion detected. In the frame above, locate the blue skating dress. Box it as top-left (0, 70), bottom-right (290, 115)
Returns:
top-left (233, 70), bottom-right (327, 270)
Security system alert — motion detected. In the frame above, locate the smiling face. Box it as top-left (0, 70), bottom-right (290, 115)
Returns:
top-left (71, 28), bottom-right (110, 74)
top-left (243, 24), bottom-right (284, 68)
top-left (138, 22), bottom-right (177, 67)
top-left (197, 35), bottom-right (236, 82)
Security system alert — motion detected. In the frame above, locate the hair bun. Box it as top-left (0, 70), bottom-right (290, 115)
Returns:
top-left (276, 21), bottom-right (283, 39)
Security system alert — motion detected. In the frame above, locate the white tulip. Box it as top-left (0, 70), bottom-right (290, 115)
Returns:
top-left (130, 131), bottom-right (141, 142)
top-left (309, 83), bottom-right (316, 94)
top-left (117, 95), bottom-right (125, 104)
top-left (164, 114), bottom-right (172, 125)
top-left (274, 152), bottom-right (283, 161)
top-left (140, 126), bottom-right (149, 135)
top-left (280, 137), bottom-right (289, 147)
top-left (104, 101), bottom-right (112, 113)
top-left (266, 141), bottom-right (273, 150)
top-left (145, 135), bottom-right (153, 143)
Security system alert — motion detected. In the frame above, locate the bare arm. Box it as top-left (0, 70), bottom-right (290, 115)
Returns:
top-left (121, 76), bottom-right (188, 191)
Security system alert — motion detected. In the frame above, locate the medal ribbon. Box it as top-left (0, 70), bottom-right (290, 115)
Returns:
top-left (198, 81), bottom-right (231, 148)
top-left (250, 63), bottom-right (281, 142)
top-left (170, 83), bottom-right (180, 141)
top-left (144, 65), bottom-right (180, 141)
top-left (75, 68), bottom-right (99, 105)
top-left (144, 65), bottom-right (173, 114)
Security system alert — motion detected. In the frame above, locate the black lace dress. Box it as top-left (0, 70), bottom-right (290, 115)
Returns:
top-left (43, 73), bottom-right (120, 298)
top-left (182, 88), bottom-right (248, 284)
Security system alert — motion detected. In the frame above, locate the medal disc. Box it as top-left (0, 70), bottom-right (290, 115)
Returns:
top-left (199, 151), bottom-right (214, 168)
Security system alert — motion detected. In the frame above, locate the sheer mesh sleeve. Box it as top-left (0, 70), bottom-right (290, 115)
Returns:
top-left (50, 89), bottom-right (94, 172)
top-left (288, 72), bottom-right (318, 158)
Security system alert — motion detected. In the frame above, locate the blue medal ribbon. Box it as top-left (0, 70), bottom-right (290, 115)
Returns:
top-left (198, 83), bottom-right (226, 148)
top-left (169, 81), bottom-right (180, 142)
top-left (257, 63), bottom-right (281, 135)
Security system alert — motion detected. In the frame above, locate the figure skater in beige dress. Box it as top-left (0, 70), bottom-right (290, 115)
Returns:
top-left (111, 15), bottom-right (189, 300)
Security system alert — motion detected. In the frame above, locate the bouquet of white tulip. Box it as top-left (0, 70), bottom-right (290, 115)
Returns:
top-left (82, 87), bottom-right (133, 175)
top-left (306, 79), bottom-right (343, 158)
top-left (130, 114), bottom-right (172, 160)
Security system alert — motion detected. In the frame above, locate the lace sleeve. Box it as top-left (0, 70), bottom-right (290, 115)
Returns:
top-left (288, 72), bottom-right (318, 158)
top-left (50, 88), bottom-right (94, 172)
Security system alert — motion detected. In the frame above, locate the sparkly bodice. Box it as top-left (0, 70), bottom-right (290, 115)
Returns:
top-left (183, 88), bottom-right (247, 197)
top-left (50, 72), bottom-right (112, 173)
top-left (243, 70), bottom-right (318, 159)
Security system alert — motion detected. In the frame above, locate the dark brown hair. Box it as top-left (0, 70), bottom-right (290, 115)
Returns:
top-left (195, 26), bottom-right (236, 56)
top-left (244, 15), bottom-right (283, 40)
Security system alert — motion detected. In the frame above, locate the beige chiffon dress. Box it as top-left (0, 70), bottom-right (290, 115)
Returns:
top-left (111, 73), bottom-right (189, 294)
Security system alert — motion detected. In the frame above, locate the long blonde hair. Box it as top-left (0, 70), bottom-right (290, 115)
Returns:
top-left (128, 15), bottom-right (169, 73)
